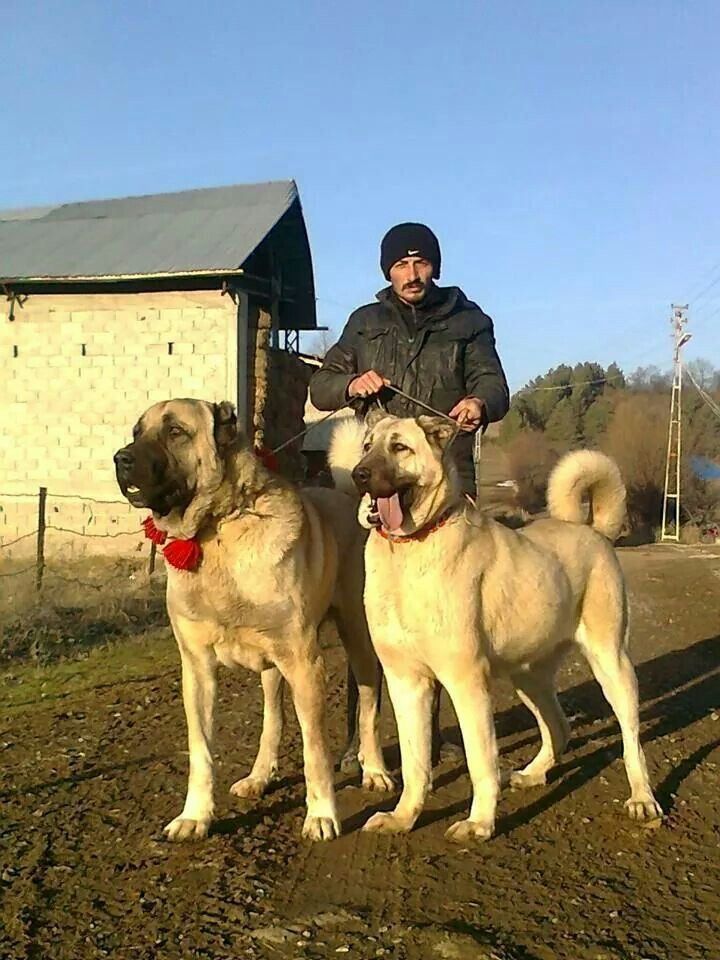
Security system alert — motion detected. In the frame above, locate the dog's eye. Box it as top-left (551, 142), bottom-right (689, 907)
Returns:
top-left (362, 442), bottom-right (372, 452)
top-left (168, 426), bottom-right (187, 439)
top-left (391, 442), bottom-right (411, 454)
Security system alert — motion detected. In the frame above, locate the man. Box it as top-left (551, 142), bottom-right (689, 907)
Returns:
top-left (309, 222), bottom-right (509, 496)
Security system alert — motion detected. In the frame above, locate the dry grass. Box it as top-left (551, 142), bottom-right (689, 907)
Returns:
top-left (503, 430), bottom-right (559, 513)
top-left (0, 556), bottom-right (167, 664)
top-left (602, 393), bottom-right (720, 530)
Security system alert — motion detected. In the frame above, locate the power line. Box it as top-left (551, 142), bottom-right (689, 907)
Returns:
top-left (514, 374), bottom-right (624, 396)
top-left (685, 259), bottom-right (720, 303)
top-left (690, 271), bottom-right (720, 308)
top-left (692, 301), bottom-right (720, 329)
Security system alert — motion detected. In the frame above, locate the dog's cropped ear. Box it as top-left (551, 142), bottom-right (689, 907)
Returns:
top-left (212, 401), bottom-right (238, 452)
top-left (365, 406), bottom-right (393, 430)
top-left (417, 415), bottom-right (456, 450)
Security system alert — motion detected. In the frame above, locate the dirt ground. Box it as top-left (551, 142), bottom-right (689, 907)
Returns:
top-left (1, 543), bottom-right (719, 960)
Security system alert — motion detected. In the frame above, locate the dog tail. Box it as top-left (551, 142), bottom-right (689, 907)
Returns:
top-left (327, 418), bottom-right (365, 496)
top-left (546, 450), bottom-right (627, 541)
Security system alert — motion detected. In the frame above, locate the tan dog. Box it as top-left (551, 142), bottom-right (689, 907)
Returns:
top-left (329, 412), bottom-right (662, 843)
top-left (114, 399), bottom-right (392, 842)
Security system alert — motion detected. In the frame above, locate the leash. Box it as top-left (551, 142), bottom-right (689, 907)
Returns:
top-left (384, 383), bottom-right (459, 425)
top-left (270, 382), bottom-right (460, 455)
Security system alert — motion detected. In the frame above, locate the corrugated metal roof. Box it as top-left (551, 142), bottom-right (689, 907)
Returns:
top-left (0, 180), bottom-right (298, 281)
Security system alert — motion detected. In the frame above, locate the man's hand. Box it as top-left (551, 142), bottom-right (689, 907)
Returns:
top-left (347, 370), bottom-right (391, 398)
top-left (448, 396), bottom-right (486, 432)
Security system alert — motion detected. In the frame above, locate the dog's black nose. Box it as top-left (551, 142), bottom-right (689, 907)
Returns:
top-left (352, 464), bottom-right (371, 489)
top-left (114, 448), bottom-right (134, 471)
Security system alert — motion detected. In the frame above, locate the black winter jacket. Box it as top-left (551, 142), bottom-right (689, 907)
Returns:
top-left (309, 284), bottom-right (509, 492)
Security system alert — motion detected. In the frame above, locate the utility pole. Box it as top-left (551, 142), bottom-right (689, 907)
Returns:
top-left (660, 305), bottom-right (691, 542)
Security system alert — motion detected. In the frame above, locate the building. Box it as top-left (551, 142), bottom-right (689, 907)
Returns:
top-left (0, 180), bottom-right (317, 557)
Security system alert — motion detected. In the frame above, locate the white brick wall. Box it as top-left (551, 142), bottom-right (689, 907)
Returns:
top-left (0, 290), bottom-right (240, 557)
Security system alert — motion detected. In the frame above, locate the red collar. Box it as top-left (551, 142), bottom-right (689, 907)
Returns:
top-left (139, 447), bottom-right (278, 572)
top-left (374, 507), bottom-right (455, 544)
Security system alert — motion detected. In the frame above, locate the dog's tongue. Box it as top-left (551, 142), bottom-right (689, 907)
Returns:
top-left (376, 493), bottom-right (404, 533)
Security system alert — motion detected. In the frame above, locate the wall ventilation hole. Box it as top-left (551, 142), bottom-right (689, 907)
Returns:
top-left (81, 344), bottom-right (87, 356)
top-left (168, 342), bottom-right (174, 355)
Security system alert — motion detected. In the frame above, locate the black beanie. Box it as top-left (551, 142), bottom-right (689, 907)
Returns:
top-left (380, 222), bottom-right (441, 280)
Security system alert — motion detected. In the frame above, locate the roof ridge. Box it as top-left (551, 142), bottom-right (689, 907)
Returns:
top-left (0, 179), bottom-right (297, 222)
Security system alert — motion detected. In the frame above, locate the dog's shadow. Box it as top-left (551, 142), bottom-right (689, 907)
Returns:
top-left (211, 768), bottom-right (365, 837)
top-left (349, 634), bottom-right (720, 836)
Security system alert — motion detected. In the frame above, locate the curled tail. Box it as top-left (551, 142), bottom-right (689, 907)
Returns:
top-left (546, 450), bottom-right (627, 541)
top-left (327, 418), bottom-right (366, 496)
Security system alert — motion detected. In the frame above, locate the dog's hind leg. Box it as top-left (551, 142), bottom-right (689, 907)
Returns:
top-left (509, 656), bottom-right (570, 789)
top-left (335, 604), bottom-right (393, 792)
top-left (576, 622), bottom-right (662, 821)
top-left (575, 566), bottom-right (662, 821)
top-left (230, 666), bottom-right (284, 800)
top-left (431, 683), bottom-right (463, 767)
top-left (340, 664), bottom-right (361, 773)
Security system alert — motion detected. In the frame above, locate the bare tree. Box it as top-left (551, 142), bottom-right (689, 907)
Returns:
top-left (687, 357), bottom-right (717, 390)
top-left (306, 329), bottom-right (335, 358)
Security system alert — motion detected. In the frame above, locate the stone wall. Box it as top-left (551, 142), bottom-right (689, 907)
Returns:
top-left (0, 290), bottom-right (238, 558)
top-left (246, 306), bottom-right (311, 479)
top-left (1, 288), bottom-right (314, 561)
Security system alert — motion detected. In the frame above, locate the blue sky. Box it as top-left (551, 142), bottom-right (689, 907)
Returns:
top-left (2, 0), bottom-right (718, 389)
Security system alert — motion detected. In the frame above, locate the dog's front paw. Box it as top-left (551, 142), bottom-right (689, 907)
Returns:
top-left (163, 815), bottom-right (211, 842)
top-left (625, 796), bottom-right (663, 822)
top-left (362, 811), bottom-right (412, 834)
top-left (444, 818), bottom-right (494, 844)
top-left (302, 814), bottom-right (340, 841)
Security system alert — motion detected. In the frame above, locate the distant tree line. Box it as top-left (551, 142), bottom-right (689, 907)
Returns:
top-left (499, 359), bottom-right (720, 534)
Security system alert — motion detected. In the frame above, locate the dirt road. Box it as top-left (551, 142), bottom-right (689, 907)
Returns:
top-left (1, 544), bottom-right (719, 959)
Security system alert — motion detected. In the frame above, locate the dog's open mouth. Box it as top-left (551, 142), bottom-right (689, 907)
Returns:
top-left (368, 490), bottom-right (410, 533)
top-left (124, 484), bottom-right (147, 507)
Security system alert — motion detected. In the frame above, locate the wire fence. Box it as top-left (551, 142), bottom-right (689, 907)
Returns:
top-left (0, 486), bottom-right (158, 591)
top-left (0, 488), bottom-right (167, 664)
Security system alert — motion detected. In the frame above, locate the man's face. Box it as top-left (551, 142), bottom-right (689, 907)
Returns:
top-left (389, 257), bottom-right (434, 304)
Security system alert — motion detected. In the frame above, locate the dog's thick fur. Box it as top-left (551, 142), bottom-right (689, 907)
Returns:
top-left (329, 412), bottom-right (662, 842)
top-left (114, 399), bottom-right (392, 843)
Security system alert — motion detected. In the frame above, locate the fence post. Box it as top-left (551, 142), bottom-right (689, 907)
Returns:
top-left (36, 486), bottom-right (47, 592)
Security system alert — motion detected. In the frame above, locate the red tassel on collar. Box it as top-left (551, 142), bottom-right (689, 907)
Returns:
top-left (142, 515), bottom-right (167, 545)
top-left (143, 516), bottom-right (202, 572)
top-left (162, 537), bottom-right (202, 571)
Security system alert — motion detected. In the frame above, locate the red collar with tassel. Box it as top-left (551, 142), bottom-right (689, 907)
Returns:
top-left (374, 507), bottom-right (455, 544)
top-left (142, 516), bottom-right (202, 571)
top-left (141, 446), bottom-right (279, 572)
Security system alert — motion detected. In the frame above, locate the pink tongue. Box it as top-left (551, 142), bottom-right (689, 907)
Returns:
top-left (376, 493), bottom-right (404, 532)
